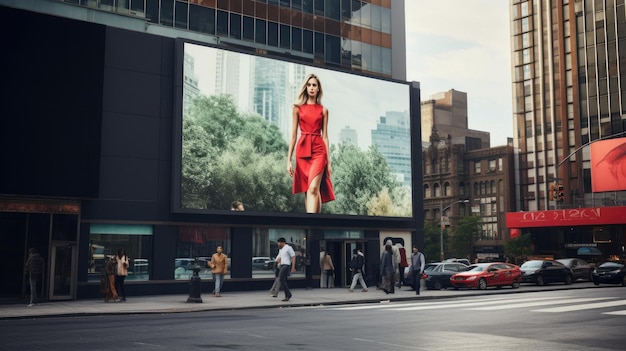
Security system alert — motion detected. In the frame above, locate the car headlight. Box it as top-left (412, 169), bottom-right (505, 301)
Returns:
top-left (466, 276), bottom-right (477, 281)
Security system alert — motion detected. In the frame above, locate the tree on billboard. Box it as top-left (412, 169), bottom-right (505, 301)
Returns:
top-left (325, 143), bottom-right (403, 215)
top-left (449, 215), bottom-right (482, 260)
top-left (366, 186), bottom-right (412, 217)
top-left (182, 95), bottom-right (296, 210)
top-left (207, 137), bottom-right (302, 212)
top-left (181, 116), bottom-right (216, 208)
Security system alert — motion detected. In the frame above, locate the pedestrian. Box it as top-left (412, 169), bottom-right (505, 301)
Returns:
top-left (208, 245), bottom-right (228, 297)
top-left (269, 256), bottom-right (281, 297)
top-left (321, 250), bottom-right (335, 288)
top-left (276, 237), bottom-right (296, 301)
top-left (24, 248), bottom-right (44, 307)
top-left (115, 248), bottom-right (129, 302)
top-left (348, 248), bottom-right (368, 292)
top-left (104, 256), bottom-right (118, 302)
top-left (410, 246), bottom-right (426, 295)
top-left (379, 244), bottom-right (395, 294)
top-left (397, 243), bottom-right (408, 289)
top-left (384, 239), bottom-right (400, 290)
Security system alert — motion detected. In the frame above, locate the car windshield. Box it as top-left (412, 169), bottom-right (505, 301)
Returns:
top-left (467, 265), bottom-right (485, 272)
top-left (521, 261), bottom-right (543, 269)
top-left (424, 265), bottom-right (437, 272)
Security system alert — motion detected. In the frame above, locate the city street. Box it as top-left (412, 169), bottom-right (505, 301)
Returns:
top-left (2, 285), bottom-right (626, 351)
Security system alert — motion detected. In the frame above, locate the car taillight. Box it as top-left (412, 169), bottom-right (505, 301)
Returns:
top-left (422, 274), bottom-right (428, 279)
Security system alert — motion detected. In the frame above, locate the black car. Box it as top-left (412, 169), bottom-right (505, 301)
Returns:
top-left (520, 260), bottom-right (573, 285)
top-left (592, 261), bottom-right (626, 286)
top-left (556, 258), bottom-right (593, 281)
top-left (404, 262), bottom-right (469, 290)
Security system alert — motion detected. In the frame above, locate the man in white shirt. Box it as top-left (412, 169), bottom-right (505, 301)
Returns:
top-left (276, 237), bottom-right (296, 301)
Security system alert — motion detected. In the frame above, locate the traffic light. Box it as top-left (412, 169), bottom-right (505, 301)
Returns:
top-left (549, 183), bottom-right (555, 201)
top-left (556, 184), bottom-right (565, 202)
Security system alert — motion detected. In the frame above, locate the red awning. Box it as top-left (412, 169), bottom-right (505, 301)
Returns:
top-left (506, 206), bottom-right (626, 229)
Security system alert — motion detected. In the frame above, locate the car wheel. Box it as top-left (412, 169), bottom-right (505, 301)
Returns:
top-left (477, 278), bottom-right (487, 290)
top-left (565, 274), bottom-right (573, 285)
top-left (621, 276), bottom-right (626, 287)
top-left (536, 275), bottom-right (545, 286)
top-left (593, 279), bottom-right (600, 286)
top-left (512, 279), bottom-right (520, 289)
top-left (433, 281), bottom-right (442, 290)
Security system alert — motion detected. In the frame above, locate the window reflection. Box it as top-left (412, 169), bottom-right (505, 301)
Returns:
top-left (252, 228), bottom-right (306, 279)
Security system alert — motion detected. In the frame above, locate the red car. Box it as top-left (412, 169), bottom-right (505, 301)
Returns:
top-left (450, 262), bottom-right (522, 290)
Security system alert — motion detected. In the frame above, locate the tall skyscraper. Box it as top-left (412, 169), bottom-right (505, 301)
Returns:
top-left (371, 110), bottom-right (411, 187)
top-left (510, 0), bottom-right (626, 211)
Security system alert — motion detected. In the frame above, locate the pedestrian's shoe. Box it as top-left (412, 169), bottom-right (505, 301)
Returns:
top-left (27, 303), bottom-right (34, 307)
top-left (121, 298), bottom-right (127, 302)
top-left (348, 289), bottom-right (354, 292)
top-left (362, 289), bottom-right (368, 292)
top-left (215, 293), bottom-right (221, 297)
top-left (281, 297), bottom-right (290, 302)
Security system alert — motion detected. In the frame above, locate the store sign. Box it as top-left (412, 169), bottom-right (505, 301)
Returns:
top-left (506, 206), bottom-right (626, 228)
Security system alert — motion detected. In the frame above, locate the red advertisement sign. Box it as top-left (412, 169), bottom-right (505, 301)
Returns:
top-left (506, 206), bottom-right (626, 228)
top-left (590, 137), bottom-right (626, 192)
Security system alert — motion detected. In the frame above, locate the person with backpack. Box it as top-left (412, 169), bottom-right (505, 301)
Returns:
top-left (410, 246), bottom-right (426, 295)
top-left (348, 248), bottom-right (368, 292)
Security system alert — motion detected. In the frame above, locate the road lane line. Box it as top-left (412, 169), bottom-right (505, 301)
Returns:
top-left (534, 299), bottom-right (626, 313)
top-left (388, 296), bottom-right (561, 311)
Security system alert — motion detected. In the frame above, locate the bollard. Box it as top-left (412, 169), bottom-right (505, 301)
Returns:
top-left (187, 261), bottom-right (203, 303)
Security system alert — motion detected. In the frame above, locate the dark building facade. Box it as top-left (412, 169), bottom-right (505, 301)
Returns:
top-left (0, 1), bottom-right (422, 302)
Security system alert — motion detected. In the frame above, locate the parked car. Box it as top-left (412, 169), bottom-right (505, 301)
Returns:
top-left (450, 262), bottom-right (521, 290)
top-left (419, 262), bottom-right (470, 290)
top-left (592, 261), bottom-right (626, 286)
top-left (556, 258), bottom-right (593, 281)
top-left (252, 257), bottom-right (275, 270)
top-left (520, 260), bottom-right (573, 285)
top-left (444, 258), bottom-right (471, 266)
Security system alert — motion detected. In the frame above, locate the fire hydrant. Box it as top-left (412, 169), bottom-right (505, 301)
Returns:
top-left (187, 259), bottom-right (203, 303)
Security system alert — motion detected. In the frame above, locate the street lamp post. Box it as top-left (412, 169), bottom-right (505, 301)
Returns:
top-left (440, 199), bottom-right (470, 261)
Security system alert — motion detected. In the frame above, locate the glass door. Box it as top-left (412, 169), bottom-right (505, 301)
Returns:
top-left (49, 242), bottom-right (77, 300)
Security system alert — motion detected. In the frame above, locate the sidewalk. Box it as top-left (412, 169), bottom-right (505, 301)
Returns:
top-left (0, 283), bottom-right (596, 320)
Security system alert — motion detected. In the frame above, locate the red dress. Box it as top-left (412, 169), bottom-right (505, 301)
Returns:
top-left (293, 104), bottom-right (335, 203)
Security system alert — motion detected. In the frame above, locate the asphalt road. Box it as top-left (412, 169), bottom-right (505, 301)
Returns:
top-left (2, 286), bottom-right (626, 351)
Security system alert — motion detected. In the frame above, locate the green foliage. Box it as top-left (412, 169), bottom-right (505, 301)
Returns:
top-left (449, 215), bottom-right (482, 260)
top-left (504, 233), bottom-right (533, 262)
top-left (422, 220), bottom-right (443, 262)
top-left (325, 143), bottom-right (403, 216)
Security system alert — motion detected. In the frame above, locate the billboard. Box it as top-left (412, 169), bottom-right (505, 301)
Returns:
top-left (173, 42), bottom-right (415, 218)
top-left (590, 137), bottom-right (626, 192)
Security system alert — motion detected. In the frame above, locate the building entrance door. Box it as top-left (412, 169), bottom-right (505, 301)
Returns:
top-left (49, 242), bottom-right (77, 300)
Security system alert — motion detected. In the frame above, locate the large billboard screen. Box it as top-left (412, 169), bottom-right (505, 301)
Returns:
top-left (591, 137), bottom-right (626, 192)
top-left (174, 42), bottom-right (414, 218)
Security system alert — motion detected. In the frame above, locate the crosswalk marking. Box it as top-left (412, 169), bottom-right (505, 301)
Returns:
top-left (323, 295), bottom-right (626, 316)
top-left (331, 296), bottom-right (562, 311)
top-left (533, 299), bottom-right (626, 313)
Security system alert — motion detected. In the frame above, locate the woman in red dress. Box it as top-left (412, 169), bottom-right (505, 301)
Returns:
top-left (287, 74), bottom-right (335, 213)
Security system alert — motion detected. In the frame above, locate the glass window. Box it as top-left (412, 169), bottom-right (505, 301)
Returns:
top-left (325, 0), bottom-right (340, 20)
top-left (474, 161), bottom-right (482, 174)
top-left (381, 6), bottom-right (391, 34)
top-left (255, 19), bottom-right (266, 44)
top-left (372, 44), bottom-right (382, 72)
top-left (314, 0), bottom-right (324, 16)
top-left (292, 27), bottom-right (302, 51)
top-left (230, 13), bottom-right (242, 39)
top-left (268, 21), bottom-right (279, 47)
top-left (302, 0), bottom-right (313, 13)
top-left (351, 40), bottom-right (361, 67)
top-left (160, 0), bottom-right (174, 27)
top-left (280, 24), bottom-right (290, 49)
top-left (88, 224), bottom-right (153, 282)
top-left (350, 0), bottom-right (361, 26)
top-left (315, 31), bottom-right (325, 55)
top-left (341, 0), bottom-right (351, 20)
top-left (189, 5), bottom-right (215, 35)
top-left (362, 42), bottom-right (371, 71)
top-left (176, 226), bottom-right (231, 281)
top-left (251, 228), bottom-right (306, 278)
top-left (371, 4), bottom-right (381, 31)
top-left (325, 34), bottom-right (341, 63)
top-left (243, 16), bottom-right (254, 41)
top-left (303, 29), bottom-right (313, 53)
top-left (489, 159), bottom-right (497, 172)
top-left (175, 1), bottom-right (188, 29)
top-left (217, 10), bottom-right (228, 35)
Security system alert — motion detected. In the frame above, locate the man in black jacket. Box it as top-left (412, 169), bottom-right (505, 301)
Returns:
top-left (25, 248), bottom-right (44, 307)
top-left (348, 249), bottom-right (368, 292)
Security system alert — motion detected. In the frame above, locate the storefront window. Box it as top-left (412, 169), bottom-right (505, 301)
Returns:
top-left (252, 228), bottom-right (306, 279)
top-left (88, 224), bottom-right (153, 282)
top-left (176, 226), bottom-right (231, 281)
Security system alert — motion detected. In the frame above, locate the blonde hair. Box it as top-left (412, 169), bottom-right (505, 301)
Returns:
top-left (294, 73), bottom-right (323, 106)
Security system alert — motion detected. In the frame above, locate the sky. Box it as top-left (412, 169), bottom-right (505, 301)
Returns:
top-left (405, 0), bottom-right (513, 147)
